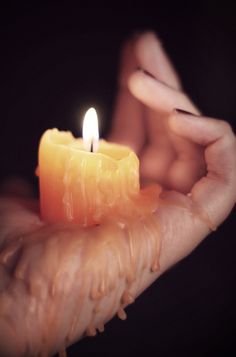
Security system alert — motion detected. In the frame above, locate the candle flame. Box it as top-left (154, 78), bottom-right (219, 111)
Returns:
top-left (82, 107), bottom-right (99, 152)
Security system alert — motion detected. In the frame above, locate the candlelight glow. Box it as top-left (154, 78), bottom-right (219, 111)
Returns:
top-left (82, 107), bottom-right (99, 152)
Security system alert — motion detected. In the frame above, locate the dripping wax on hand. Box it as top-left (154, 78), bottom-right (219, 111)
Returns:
top-left (0, 31), bottom-right (236, 357)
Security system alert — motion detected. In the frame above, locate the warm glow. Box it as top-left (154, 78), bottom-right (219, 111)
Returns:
top-left (82, 107), bottom-right (99, 152)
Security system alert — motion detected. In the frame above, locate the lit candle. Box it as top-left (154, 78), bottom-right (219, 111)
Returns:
top-left (38, 107), bottom-right (142, 226)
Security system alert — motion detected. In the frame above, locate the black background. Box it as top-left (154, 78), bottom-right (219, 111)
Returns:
top-left (0, 2), bottom-right (235, 356)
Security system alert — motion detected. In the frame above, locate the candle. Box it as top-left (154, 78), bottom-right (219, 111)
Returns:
top-left (0, 109), bottom-right (164, 357)
top-left (38, 108), bottom-right (145, 226)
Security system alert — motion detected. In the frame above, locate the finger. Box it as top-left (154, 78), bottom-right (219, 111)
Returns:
top-left (128, 70), bottom-right (200, 115)
top-left (135, 31), bottom-right (181, 90)
top-left (128, 69), bottom-right (202, 186)
top-left (109, 35), bottom-right (145, 154)
top-left (109, 89), bottom-right (145, 154)
top-left (167, 132), bottom-right (206, 193)
top-left (139, 143), bottom-right (176, 187)
top-left (169, 110), bottom-right (236, 227)
top-left (166, 150), bottom-right (206, 193)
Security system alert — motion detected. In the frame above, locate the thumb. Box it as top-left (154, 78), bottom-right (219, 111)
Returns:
top-left (169, 110), bottom-right (236, 228)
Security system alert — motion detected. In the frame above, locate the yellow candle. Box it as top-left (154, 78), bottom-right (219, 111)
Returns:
top-left (38, 108), bottom-right (140, 226)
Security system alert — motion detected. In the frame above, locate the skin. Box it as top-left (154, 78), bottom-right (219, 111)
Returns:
top-left (0, 32), bottom-right (235, 356)
top-left (110, 31), bottom-right (236, 225)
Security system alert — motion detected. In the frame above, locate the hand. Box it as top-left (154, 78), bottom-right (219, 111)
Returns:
top-left (0, 32), bottom-right (235, 357)
top-left (110, 31), bottom-right (236, 230)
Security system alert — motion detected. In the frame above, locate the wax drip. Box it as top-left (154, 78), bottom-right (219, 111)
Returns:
top-left (97, 322), bottom-right (105, 333)
top-left (58, 346), bottom-right (67, 357)
top-left (121, 290), bottom-right (134, 305)
top-left (86, 325), bottom-right (97, 337)
top-left (0, 185), bottom-right (163, 356)
top-left (117, 308), bottom-right (127, 320)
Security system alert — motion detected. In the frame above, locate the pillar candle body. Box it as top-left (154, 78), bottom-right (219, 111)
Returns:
top-left (38, 129), bottom-right (140, 226)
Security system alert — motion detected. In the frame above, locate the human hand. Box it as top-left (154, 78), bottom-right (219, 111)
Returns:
top-left (110, 31), bottom-right (236, 231)
top-left (0, 32), bottom-right (235, 357)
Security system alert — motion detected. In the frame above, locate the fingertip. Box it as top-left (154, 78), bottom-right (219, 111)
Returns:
top-left (168, 109), bottom-right (199, 134)
top-left (135, 30), bottom-right (161, 48)
top-left (134, 30), bottom-right (182, 90)
top-left (127, 71), bottom-right (142, 97)
top-left (128, 69), bottom-right (160, 100)
top-left (126, 29), bottom-right (158, 43)
top-left (168, 110), bottom-right (181, 133)
top-left (128, 69), bottom-right (199, 115)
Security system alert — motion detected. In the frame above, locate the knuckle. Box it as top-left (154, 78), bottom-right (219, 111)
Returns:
top-left (218, 120), bottom-right (234, 135)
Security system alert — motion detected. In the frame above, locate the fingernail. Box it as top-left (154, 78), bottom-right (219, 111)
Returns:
top-left (136, 67), bottom-right (157, 80)
top-left (174, 108), bottom-right (198, 116)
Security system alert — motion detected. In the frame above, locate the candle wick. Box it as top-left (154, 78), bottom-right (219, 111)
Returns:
top-left (90, 140), bottom-right (93, 153)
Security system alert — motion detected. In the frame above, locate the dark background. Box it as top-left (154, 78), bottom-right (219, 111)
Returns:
top-left (0, 2), bottom-right (235, 356)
